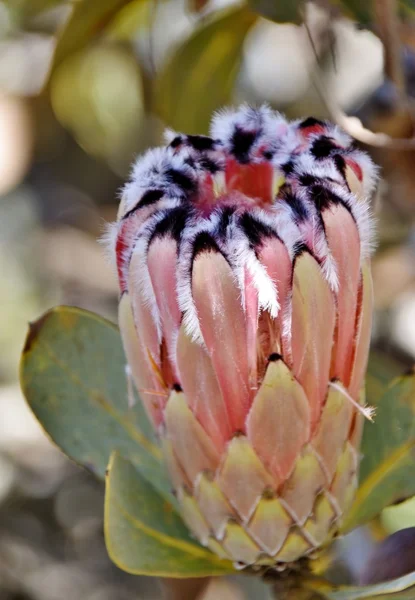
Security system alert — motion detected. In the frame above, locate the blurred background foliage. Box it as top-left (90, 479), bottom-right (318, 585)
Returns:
top-left (1, 0), bottom-right (415, 598)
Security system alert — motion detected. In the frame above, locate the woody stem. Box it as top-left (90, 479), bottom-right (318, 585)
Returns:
top-left (373, 0), bottom-right (405, 95)
top-left (161, 577), bottom-right (210, 600)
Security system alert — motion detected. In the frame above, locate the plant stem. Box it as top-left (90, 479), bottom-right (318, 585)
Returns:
top-left (161, 577), bottom-right (210, 600)
top-left (301, 10), bottom-right (415, 149)
top-left (373, 0), bottom-right (405, 95)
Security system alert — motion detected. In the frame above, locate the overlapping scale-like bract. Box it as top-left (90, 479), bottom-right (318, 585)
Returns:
top-left (107, 105), bottom-right (377, 569)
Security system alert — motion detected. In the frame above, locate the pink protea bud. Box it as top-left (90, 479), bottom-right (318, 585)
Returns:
top-left (107, 105), bottom-right (378, 569)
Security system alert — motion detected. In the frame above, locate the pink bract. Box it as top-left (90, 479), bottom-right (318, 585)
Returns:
top-left (107, 105), bottom-right (377, 568)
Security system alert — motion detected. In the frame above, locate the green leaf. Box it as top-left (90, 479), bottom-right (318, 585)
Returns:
top-left (49, 0), bottom-right (143, 74)
top-left (51, 43), bottom-right (144, 166)
top-left (337, 0), bottom-right (373, 26)
top-left (105, 452), bottom-right (235, 577)
top-left (366, 350), bottom-right (406, 406)
top-left (105, 0), bottom-right (152, 41)
top-left (247, 0), bottom-right (303, 23)
top-left (4, 0), bottom-right (66, 29)
top-left (323, 572), bottom-right (415, 599)
top-left (343, 370), bottom-right (415, 531)
top-left (382, 496), bottom-right (415, 533)
top-left (20, 306), bottom-right (173, 503)
top-left (155, 5), bottom-right (257, 134)
top-left (400, 0), bottom-right (415, 18)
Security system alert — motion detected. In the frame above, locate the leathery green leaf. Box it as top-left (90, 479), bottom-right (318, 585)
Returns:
top-left (155, 5), bottom-right (257, 133)
top-left (343, 370), bottom-right (415, 532)
top-left (307, 571), bottom-right (415, 599)
top-left (20, 306), bottom-right (173, 503)
top-left (4, 0), bottom-right (65, 29)
top-left (336, 0), bottom-right (373, 26)
top-left (49, 0), bottom-right (145, 75)
top-left (50, 43), bottom-right (144, 164)
top-left (105, 452), bottom-right (235, 577)
top-left (366, 350), bottom-right (405, 405)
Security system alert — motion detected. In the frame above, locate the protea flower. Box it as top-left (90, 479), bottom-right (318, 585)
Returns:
top-left (107, 105), bottom-right (377, 569)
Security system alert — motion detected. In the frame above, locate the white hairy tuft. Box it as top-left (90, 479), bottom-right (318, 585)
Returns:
top-left (226, 218), bottom-right (280, 318)
top-left (325, 180), bottom-right (376, 261)
top-left (347, 148), bottom-right (380, 198)
top-left (176, 214), bottom-right (219, 345)
top-left (163, 128), bottom-right (181, 145)
top-left (99, 221), bottom-right (119, 274)
top-left (121, 146), bottom-right (196, 217)
top-left (210, 103), bottom-right (289, 163)
top-left (109, 105), bottom-right (379, 372)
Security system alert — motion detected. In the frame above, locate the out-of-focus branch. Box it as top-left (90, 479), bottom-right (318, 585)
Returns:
top-left (301, 8), bottom-right (415, 150)
top-left (373, 0), bottom-right (405, 95)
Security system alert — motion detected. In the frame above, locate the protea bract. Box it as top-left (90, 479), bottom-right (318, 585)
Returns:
top-left (107, 105), bottom-right (377, 569)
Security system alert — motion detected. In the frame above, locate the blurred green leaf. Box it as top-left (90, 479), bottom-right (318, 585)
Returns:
top-left (155, 5), bottom-right (257, 134)
top-left (105, 452), bottom-right (235, 577)
top-left (323, 572), bottom-right (415, 599)
top-left (337, 0), bottom-right (373, 26)
top-left (105, 0), bottom-right (152, 41)
top-left (20, 306), bottom-right (174, 503)
top-left (343, 370), bottom-right (415, 531)
top-left (382, 497), bottom-right (415, 533)
top-left (247, 0), bottom-right (303, 23)
top-left (51, 43), bottom-right (144, 169)
top-left (49, 0), bottom-right (144, 74)
top-left (366, 350), bottom-right (406, 405)
top-left (305, 572), bottom-right (415, 599)
top-left (400, 0), bottom-right (415, 17)
top-left (4, 0), bottom-right (66, 29)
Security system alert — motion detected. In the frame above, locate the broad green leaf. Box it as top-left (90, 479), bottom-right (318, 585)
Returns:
top-left (105, 452), bottom-right (235, 577)
top-left (382, 496), bottom-right (415, 533)
top-left (155, 5), bottom-right (257, 134)
top-left (20, 306), bottom-right (173, 503)
top-left (50, 0), bottom-right (142, 74)
top-left (247, 0), bottom-right (302, 23)
top-left (366, 350), bottom-right (406, 405)
top-left (323, 572), bottom-right (415, 599)
top-left (400, 0), bottom-right (415, 17)
top-left (343, 371), bottom-right (415, 531)
top-left (105, 0), bottom-right (152, 41)
top-left (4, 0), bottom-right (66, 29)
top-left (51, 43), bottom-right (144, 167)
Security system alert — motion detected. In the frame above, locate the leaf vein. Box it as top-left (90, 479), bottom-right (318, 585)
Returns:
top-left (36, 336), bottom-right (162, 461)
